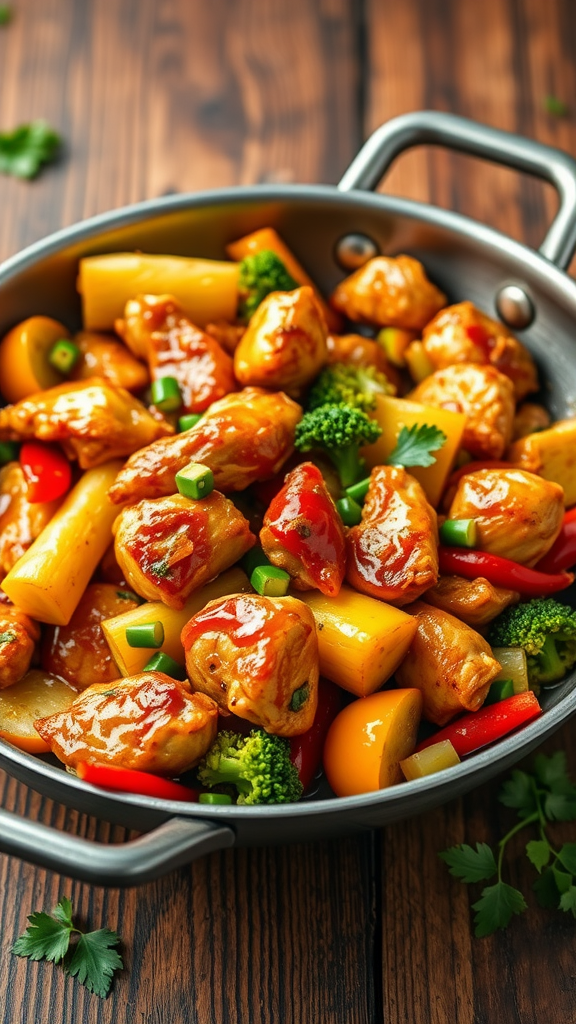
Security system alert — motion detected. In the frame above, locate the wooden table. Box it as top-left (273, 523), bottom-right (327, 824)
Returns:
top-left (1, 1), bottom-right (576, 1021)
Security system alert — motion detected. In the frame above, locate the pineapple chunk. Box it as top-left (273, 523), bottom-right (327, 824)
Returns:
top-left (508, 419), bottom-right (576, 506)
top-left (400, 739), bottom-right (460, 781)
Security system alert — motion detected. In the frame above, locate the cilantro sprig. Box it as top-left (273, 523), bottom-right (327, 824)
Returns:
top-left (12, 897), bottom-right (123, 998)
top-left (387, 423), bottom-right (447, 468)
top-left (0, 121), bottom-right (61, 179)
top-left (439, 752), bottom-right (576, 936)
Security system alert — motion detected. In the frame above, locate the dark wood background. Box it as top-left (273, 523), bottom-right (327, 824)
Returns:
top-left (1, 1), bottom-right (576, 1021)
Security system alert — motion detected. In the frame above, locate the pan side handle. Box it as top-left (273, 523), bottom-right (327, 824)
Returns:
top-left (0, 806), bottom-right (235, 886)
top-left (338, 110), bottom-right (576, 270)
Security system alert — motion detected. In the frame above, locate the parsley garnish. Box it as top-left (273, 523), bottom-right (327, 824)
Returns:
top-left (439, 751), bottom-right (576, 936)
top-left (148, 558), bottom-right (172, 579)
top-left (0, 631), bottom-right (15, 645)
top-left (0, 5), bottom-right (12, 25)
top-left (387, 423), bottom-right (447, 468)
top-left (0, 121), bottom-right (61, 179)
top-left (12, 897), bottom-right (123, 998)
top-left (116, 589), bottom-right (143, 603)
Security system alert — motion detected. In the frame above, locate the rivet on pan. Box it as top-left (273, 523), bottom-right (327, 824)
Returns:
top-left (334, 233), bottom-right (380, 271)
top-left (495, 284), bottom-right (535, 330)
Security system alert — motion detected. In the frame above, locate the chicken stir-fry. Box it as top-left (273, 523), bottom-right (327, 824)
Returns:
top-left (330, 255), bottom-right (447, 330)
top-left (0, 604), bottom-right (40, 689)
top-left (0, 462), bottom-right (59, 577)
top-left (69, 331), bottom-right (150, 392)
top-left (423, 575), bottom-right (519, 628)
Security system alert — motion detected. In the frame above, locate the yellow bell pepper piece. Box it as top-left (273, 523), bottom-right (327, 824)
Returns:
top-left (0, 316), bottom-right (70, 402)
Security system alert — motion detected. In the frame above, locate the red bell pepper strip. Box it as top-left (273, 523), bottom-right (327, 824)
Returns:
top-left (290, 678), bottom-right (342, 792)
top-left (438, 546), bottom-right (574, 597)
top-left (19, 441), bottom-right (72, 503)
top-left (535, 508), bottom-right (576, 574)
top-left (76, 761), bottom-right (199, 802)
top-left (415, 692), bottom-right (542, 758)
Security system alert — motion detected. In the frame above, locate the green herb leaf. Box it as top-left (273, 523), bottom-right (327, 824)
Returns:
top-left (66, 929), bottom-right (123, 999)
top-left (499, 769), bottom-right (538, 818)
top-left (0, 121), bottom-right (61, 180)
top-left (387, 423), bottom-right (446, 469)
top-left (0, 631), bottom-right (16, 645)
top-left (552, 866), bottom-right (573, 894)
top-left (557, 842), bottom-right (576, 875)
top-left (12, 907), bottom-right (72, 963)
top-left (438, 842), bottom-right (497, 883)
top-left (534, 751), bottom-right (569, 789)
top-left (533, 867), bottom-right (561, 909)
top-left (525, 839), bottom-right (551, 873)
top-left (559, 885), bottom-right (576, 917)
top-left (51, 896), bottom-right (74, 928)
top-left (472, 881), bottom-right (527, 937)
top-left (544, 781), bottom-right (576, 822)
top-left (0, 5), bottom-right (12, 26)
top-left (544, 95), bottom-right (569, 117)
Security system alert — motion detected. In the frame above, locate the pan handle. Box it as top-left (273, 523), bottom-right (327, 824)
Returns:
top-left (338, 110), bottom-right (576, 269)
top-left (0, 805), bottom-right (235, 887)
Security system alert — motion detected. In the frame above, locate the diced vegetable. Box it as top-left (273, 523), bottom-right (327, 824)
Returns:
top-left (151, 376), bottom-right (182, 412)
top-left (377, 327), bottom-right (417, 367)
top-left (483, 679), bottom-right (515, 705)
top-left (439, 518), bottom-right (478, 548)
top-left (491, 647), bottom-right (529, 693)
top-left (508, 418), bottom-right (576, 507)
top-left (143, 652), bottom-right (187, 680)
top-left (438, 547), bottom-right (574, 597)
top-left (1, 461), bottom-right (123, 625)
top-left (178, 413), bottom-right (202, 432)
top-left (125, 622), bottom-right (165, 649)
top-left (405, 340), bottom-right (435, 382)
top-left (250, 564), bottom-right (290, 597)
top-left (415, 692), bottom-right (542, 757)
top-left (323, 689), bottom-right (423, 796)
top-left (345, 477), bottom-right (370, 504)
top-left (535, 507), bottom-right (576, 574)
top-left (76, 762), bottom-right (198, 802)
top-left (399, 739), bottom-right (461, 780)
top-left (47, 339), bottom-right (81, 374)
top-left (0, 316), bottom-right (72, 402)
top-left (0, 670), bottom-right (77, 753)
top-left (289, 678), bottom-right (342, 792)
top-left (0, 441), bottom-right (19, 464)
top-left (240, 546), bottom-right (272, 578)
top-left (297, 585), bottom-right (417, 696)
top-left (78, 253), bottom-right (239, 330)
top-left (19, 441), bottom-right (72, 503)
top-left (175, 462), bottom-right (214, 500)
top-left (336, 495), bottom-right (363, 526)
top-left (199, 792), bottom-right (232, 805)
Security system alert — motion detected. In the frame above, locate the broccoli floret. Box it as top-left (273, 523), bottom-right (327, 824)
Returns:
top-left (294, 403), bottom-right (382, 488)
top-left (238, 249), bottom-right (299, 320)
top-left (488, 597), bottom-right (576, 686)
top-left (307, 362), bottom-right (395, 412)
top-left (197, 730), bottom-right (303, 805)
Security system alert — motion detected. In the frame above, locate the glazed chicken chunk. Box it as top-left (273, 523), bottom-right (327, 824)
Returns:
top-left (395, 602), bottom-right (502, 725)
top-left (423, 575), bottom-right (520, 628)
top-left (116, 295), bottom-right (236, 413)
top-left (447, 468), bottom-right (565, 566)
top-left (113, 492), bottom-right (255, 609)
top-left (0, 379), bottom-right (173, 469)
top-left (260, 462), bottom-right (346, 596)
top-left (410, 363), bottom-right (515, 459)
top-left (346, 465), bottom-right (439, 606)
top-left (69, 331), bottom-right (150, 392)
top-left (34, 672), bottom-right (218, 773)
top-left (512, 403), bottom-right (551, 441)
top-left (0, 462), bottom-right (59, 577)
top-left (42, 583), bottom-right (140, 690)
top-left (326, 333), bottom-right (402, 392)
top-left (508, 418), bottom-right (576, 507)
top-left (234, 286), bottom-right (328, 392)
top-left (330, 255), bottom-right (446, 331)
top-left (0, 604), bottom-right (40, 690)
top-left (182, 594), bottom-right (319, 736)
top-left (108, 387), bottom-right (302, 505)
top-left (418, 301), bottom-right (539, 400)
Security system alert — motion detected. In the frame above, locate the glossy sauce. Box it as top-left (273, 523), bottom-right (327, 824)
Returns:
top-left (128, 502), bottom-right (211, 600)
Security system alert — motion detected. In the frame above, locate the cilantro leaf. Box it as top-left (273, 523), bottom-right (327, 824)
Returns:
top-left (525, 839), bottom-right (551, 874)
top-left (544, 781), bottom-right (576, 822)
top-left (387, 423), bottom-right (446, 469)
top-left (12, 909), bottom-right (71, 963)
top-left (0, 121), bottom-right (61, 180)
top-left (557, 843), bottom-right (576, 875)
top-left (438, 842), bottom-right (497, 883)
top-left (533, 867), bottom-right (562, 909)
top-left (499, 769), bottom-right (538, 818)
top-left (472, 882), bottom-right (527, 937)
top-left (534, 751), bottom-right (569, 789)
top-left (552, 867), bottom-right (573, 895)
top-left (66, 929), bottom-right (123, 1000)
top-left (51, 896), bottom-right (74, 928)
top-left (559, 886), bottom-right (576, 917)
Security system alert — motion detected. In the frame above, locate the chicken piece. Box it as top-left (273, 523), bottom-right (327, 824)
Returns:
top-left (260, 462), bottom-right (346, 596)
top-left (346, 465), bottom-right (438, 606)
top-left (69, 331), bottom-right (149, 392)
top-left (410, 363), bottom-right (515, 460)
top-left (395, 601), bottom-right (502, 725)
top-left (116, 295), bottom-right (236, 413)
top-left (419, 301), bottom-right (539, 400)
top-left (234, 286), bottom-right (328, 392)
top-left (98, 543), bottom-right (130, 587)
top-left (508, 419), bottom-right (576, 507)
top-left (423, 575), bottom-right (520, 628)
top-left (326, 333), bottom-right (403, 393)
top-left (0, 379), bottom-right (173, 470)
top-left (34, 672), bottom-right (218, 773)
top-left (205, 320), bottom-right (246, 355)
top-left (113, 492), bottom-right (255, 610)
top-left (0, 462), bottom-right (59, 577)
top-left (512, 403), bottom-right (551, 441)
top-left (181, 594), bottom-right (319, 736)
top-left (0, 605), bottom-right (40, 689)
top-left (42, 583), bottom-right (140, 690)
top-left (448, 468), bottom-right (564, 566)
top-left (330, 255), bottom-right (446, 331)
top-left (108, 387), bottom-right (302, 505)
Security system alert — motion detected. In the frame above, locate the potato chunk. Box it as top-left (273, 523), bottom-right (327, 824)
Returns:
top-left (447, 468), bottom-right (564, 565)
top-left (395, 602), bottom-right (502, 725)
top-left (423, 575), bottom-right (519, 628)
top-left (182, 594), bottom-right (319, 736)
top-left (330, 255), bottom-right (446, 330)
top-left (507, 419), bottom-right (576, 507)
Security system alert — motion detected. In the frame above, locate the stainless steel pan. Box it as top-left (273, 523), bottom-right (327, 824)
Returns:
top-left (1, 111), bottom-right (576, 887)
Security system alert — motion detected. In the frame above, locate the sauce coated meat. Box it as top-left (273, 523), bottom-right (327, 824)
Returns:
top-left (330, 255), bottom-right (447, 330)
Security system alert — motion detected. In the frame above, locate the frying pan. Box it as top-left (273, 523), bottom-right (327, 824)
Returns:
top-left (1, 110), bottom-right (576, 887)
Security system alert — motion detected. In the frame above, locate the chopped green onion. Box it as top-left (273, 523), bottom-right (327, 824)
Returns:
top-left (439, 518), bottom-right (478, 548)
top-left (199, 792), bottom-right (233, 805)
top-left (126, 621), bottom-right (165, 649)
top-left (483, 678), bottom-right (515, 705)
top-left (178, 413), bottom-right (202, 432)
top-left (289, 684), bottom-right (309, 712)
top-left (0, 441), bottom-right (19, 464)
top-left (250, 565), bottom-right (290, 597)
top-left (175, 462), bottom-right (214, 499)
top-left (151, 376), bottom-right (182, 412)
top-left (116, 589), bottom-right (144, 603)
top-left (143, 652), bottom-right (186, 680)
top-left (48, 339), bottom-right (81, 374)
top-left (336, 495), bottom-right (363, 527)
top-left (345, 477), bottom-right (370, 504)
top-left (241, 546), bottom-right (272, 578)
